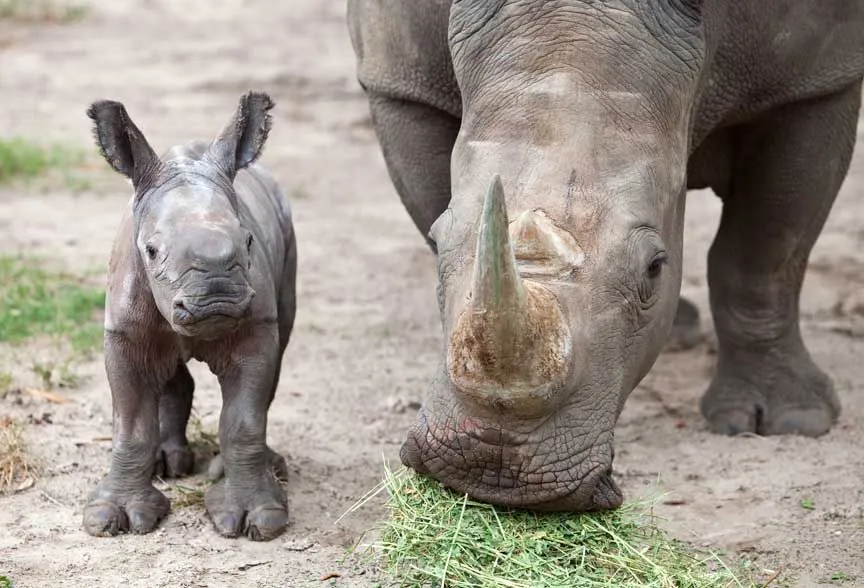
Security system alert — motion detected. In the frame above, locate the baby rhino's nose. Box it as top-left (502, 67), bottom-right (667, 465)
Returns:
top-left (187, 228), bottom-right (240, 271)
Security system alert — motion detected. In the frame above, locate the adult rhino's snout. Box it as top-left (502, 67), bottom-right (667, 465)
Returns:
top-left (446, 176), bottom-right (573, 416)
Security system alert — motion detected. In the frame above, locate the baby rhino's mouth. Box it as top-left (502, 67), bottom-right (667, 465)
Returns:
top-left (171, 287), bottom-right (255, 338)
top-left (399, 406), bottom-right (622, 512)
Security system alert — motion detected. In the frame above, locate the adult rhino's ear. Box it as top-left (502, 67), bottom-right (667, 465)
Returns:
top-left (87, 100), bottom-right (159, 188)
top-left (208, 91), bottom-right (274, 181)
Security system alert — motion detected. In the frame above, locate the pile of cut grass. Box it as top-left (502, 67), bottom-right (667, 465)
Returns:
top-left (0, 255), bottom-right (104, 351)
top-left (350, 465), bottom-right (751, 588)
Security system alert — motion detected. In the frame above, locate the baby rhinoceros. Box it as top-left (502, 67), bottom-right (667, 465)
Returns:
top-left (84, 92), bottom-right (297, 541)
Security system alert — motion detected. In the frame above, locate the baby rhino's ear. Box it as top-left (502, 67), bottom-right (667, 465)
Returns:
top-left (207, 91), bottom-right (274, 181)
top-left (87, 100), bottom-right (159, 188)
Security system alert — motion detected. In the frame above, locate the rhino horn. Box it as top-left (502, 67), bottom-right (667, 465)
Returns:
top-left (447, 176), bottom-right (571, 400)
top-left (510, 209), bottom-right (584, 276)
top-left (470, 174), bottom-right (526, 317)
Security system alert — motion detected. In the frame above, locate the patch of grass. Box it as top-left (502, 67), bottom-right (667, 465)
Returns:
top-left (348, 465), bottom-right (753, 588)
top-left (0, 0), bottom-right (88, 23)
top-left (0, 575), bottom-right (11, 588)
top-left (0, 256), bottom-right (104, 351)
top-left (0, 418), bottom-right (38, 494)
top-left (0, 372), bottom-right (11, 394)
top-left (800, 498), bottom-right (815, 510)
top-left (31, 360), bottom-right (79, 389)
top-left (169, 482), bottom-right (208, 509)
top-left (0, 137), bottom-right (86, 185)
top-left (188, 412), bottom-right (219, 459)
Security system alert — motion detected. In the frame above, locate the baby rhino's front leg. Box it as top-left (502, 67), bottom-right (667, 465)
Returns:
top-left (83, 333), bottom-right (170, 536)
top-left (205, 328), bottom-right (288, 541)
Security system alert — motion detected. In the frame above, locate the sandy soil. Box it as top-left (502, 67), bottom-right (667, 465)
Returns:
top-left (0, 1), bottom-right (862, 586)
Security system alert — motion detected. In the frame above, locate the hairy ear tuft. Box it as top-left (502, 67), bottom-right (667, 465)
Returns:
top-left (87, 100), bottom-right (158, 187)
top-left (208, 91), bottom-right (275, 180)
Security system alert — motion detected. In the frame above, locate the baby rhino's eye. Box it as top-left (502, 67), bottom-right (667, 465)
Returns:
top-left (145, 244), bottom-right (158, 260)
top-left (246, 233), bottom-right (254, 252)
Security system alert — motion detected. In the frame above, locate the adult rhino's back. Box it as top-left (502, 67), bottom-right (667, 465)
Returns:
top-left (690, 0), bottom-right (864, 143)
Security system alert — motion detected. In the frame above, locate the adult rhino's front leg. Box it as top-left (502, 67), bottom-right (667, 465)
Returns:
top-left (83, 332), bottom-right (170, 536)
top-left (348, 0), bottom-right (461, 248)
top-left (205, 327), bottom-right (287, 541)
top-left (702, 80), bottom-right (862, 436)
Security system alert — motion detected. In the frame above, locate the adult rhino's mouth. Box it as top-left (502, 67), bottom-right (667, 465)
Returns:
top-left (399, 401), bottom-right (622, 511)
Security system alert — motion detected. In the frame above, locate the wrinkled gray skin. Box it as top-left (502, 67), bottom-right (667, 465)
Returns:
top-left (348, 0), bottom-right (864, 510)
top-left (83, 92), bottom-right (297, 540)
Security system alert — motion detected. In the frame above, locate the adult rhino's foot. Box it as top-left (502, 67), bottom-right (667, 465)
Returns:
top-left (83, 480), bottom-right (170, 537)
top-left (701, 346), bottom-right (840, 437)
top-left (154, 440), bottom-right (195, 479)
top-left (204, 472), bottom-right (288, 541)
top-left (206, 446), bottom-right (288, 481)
top-left (665, 297), bottom-right (702, 351)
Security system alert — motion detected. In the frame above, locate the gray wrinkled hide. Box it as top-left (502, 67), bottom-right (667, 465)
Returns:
top-left (83, 92), bottom-right (297, 541)
top-left (348, 0), bottom-right (864, 510)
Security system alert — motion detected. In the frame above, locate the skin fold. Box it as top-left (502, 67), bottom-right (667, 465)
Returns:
top-left (83, 92), bottom-right (297, 541)
top-left (347, 0), bottom-right (864, 510)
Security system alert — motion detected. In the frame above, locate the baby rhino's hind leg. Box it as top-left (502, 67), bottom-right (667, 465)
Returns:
top-left (155, 362), bottom-right (195, 478)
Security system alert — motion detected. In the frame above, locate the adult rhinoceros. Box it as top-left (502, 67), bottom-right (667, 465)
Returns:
top-left (347, 0), bottom-right (863, 510)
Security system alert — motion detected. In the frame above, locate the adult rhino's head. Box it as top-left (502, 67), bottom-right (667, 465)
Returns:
top-left (89, 92), bottom-right (275, 339)
top-left (401, 1), bottom-right (706, 510)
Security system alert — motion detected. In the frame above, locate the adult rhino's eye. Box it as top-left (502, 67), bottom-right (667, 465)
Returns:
top-left (246, 233), bottom-right (254, 252)
top-left (646, 252), bottom-right (668, 280)
top-left (145, 244), bottom-right (158, 260)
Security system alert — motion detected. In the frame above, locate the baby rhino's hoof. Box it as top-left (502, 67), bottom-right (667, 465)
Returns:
top-left (205, 476), bottom-right (288, 541)
top-left (154, 442), bottom-right (195, 479)
top-left (83, 483), bottom-right (170, 537)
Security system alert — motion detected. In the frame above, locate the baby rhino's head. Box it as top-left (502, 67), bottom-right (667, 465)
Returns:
top-left (89, 92), bottom-right (275, 339)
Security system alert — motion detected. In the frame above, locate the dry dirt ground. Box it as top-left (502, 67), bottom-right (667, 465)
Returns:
top-left (0, 1), bottom-right (862, 587)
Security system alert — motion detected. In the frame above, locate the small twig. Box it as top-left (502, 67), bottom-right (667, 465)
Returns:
top-left (238, 561), bottom-right (271, 572)
top-left (40, 490), bottom-right (67, 507)
top-left (319, 572), bottom-right (341, 581)
top-left (24, 388), bottom-right (71, 404)
top-left (761, 565), bottom-right (784, 587)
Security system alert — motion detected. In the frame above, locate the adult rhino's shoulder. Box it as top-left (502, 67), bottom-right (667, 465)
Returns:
top-left (348, 0), bottom-right (460, 116)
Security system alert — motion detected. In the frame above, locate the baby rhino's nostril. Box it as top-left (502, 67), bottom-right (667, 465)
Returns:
top-left (173, 299), bottom-right (186, 310)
